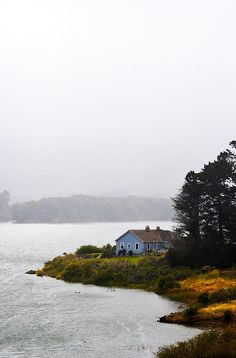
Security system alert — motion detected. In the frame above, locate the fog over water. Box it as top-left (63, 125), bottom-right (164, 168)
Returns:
top-left (0, 3), bottom-right (232, 356)
top-left (1, 1), bottom-right (236, 202)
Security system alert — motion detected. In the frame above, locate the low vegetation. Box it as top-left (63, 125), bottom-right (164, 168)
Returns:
top-left (39, 253), bottom-right (236, 357)
top-left (39, 250), bottom-right (236, 328)
top-left (39, 253), bottom-right (196, 289)
top-left (75, 244), bottom-right (115, 258)
top-left (155, 328), bottom-right (236, 358)
top-left (159, 269), bottom-right (236, 326)
top-left (75, 245), bottom-right (103, 255)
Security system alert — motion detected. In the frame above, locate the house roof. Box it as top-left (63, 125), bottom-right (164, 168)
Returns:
top-left (116, 228), bottom-right (177, 243)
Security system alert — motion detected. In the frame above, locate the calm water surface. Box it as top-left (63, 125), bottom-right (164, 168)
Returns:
top-left (0, 222), bottom-right (201, 358)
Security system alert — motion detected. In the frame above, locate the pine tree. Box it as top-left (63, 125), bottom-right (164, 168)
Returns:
top-left (169, 141), bottom-right (236, 267)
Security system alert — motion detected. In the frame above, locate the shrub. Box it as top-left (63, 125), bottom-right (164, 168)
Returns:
top-left (223, 310), bottom-right (233, 323)
top-left (173, 267), bottom-right (198, 280)
top-left (158, 275), bottom-right (180, 289)
top-left (118, 249), bottom-right (126, 256)
top-left (184, 306), bottom-right (198, 320)
top-left (128, 250), bottom-right (133, 256)
top-left (208, 287), bottom-right (236, 304)
top-left (209, 289), bottom-right (228, 304)
top-left (75, 245), bottom-right (103, 255)
top-left (36, 269), bottom-right (43, 277)
top-left (197, 292), bottom-right (209, 306)
top-left (101, 244), bottom-right (115, 258)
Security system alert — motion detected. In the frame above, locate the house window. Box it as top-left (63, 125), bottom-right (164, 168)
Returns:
top-left (120, 242), bottom-right (125, 250)
top-left (135, 243), bottom-right (139, 250)
top-left (147, 243), bottom-right (150, 250)
top-left (127, 243), bottom-right (131, 249)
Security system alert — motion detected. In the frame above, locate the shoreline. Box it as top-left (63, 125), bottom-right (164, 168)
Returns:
top-left (37, 254), bottom-right (236, 330)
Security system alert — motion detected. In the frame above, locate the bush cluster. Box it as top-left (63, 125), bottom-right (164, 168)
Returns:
top-left (197, 287), bottom-right (236, 307)
top-left (75, 245), bottom-right (103, 255)
top-left (157, 275), bottom-right (180, 289)
top-left (75, 244), bottom-right (115, 258)
top-left (156, 328), bottom-right (236, 358)
top-left (184, 306), bottom-right (198, 320)
top-left (42, 254), bottom-right (196, 289)
top-left (223, 309), bottom-right (233, 323)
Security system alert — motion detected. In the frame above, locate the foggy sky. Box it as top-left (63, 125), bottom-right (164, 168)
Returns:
top-left (1, 0), bottom-right (236, 202)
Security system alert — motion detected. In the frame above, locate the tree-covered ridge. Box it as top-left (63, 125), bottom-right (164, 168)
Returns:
top-left (0, 190), bottom-right (11, 222)
top-left (11, 195), bottom-right (172, 223)
top-left (169, 141), bottom-right (236, 267)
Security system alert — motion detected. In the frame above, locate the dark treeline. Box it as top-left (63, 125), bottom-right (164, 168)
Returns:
top-left (168, 141), bottom-right (236, 268)
top-left (11, 195), bottom-right (172, 223)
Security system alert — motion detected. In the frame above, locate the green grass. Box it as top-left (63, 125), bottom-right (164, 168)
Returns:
top-left (40, 254), bottom-right (166, 286)
top-left (39, 254), bottom-right (196, 290)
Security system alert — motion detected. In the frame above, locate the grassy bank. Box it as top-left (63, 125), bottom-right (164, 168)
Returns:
top-left (158, 269), bottom-right (236, 327)
top-left (39, 254), bottom-right (194, 289)
top-left (39, 254), bottom-right (236, 356)
top-left (39, 255), bottom-right (236, 327)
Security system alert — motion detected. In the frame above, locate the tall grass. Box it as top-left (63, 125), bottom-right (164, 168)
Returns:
top-left (40, 255), bottom-right (195, 288)
top-left (155, 329), bottom-right (236, 358)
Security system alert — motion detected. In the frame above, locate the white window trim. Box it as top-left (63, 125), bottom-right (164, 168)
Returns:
top-left (120, 242), bottom-right (125, 250)
top-left (135, 243), bottom-right (139, 250)
top-left (127, 243), bottom-right (131, 249)
top-left (147, 243), bottom-right (150, 250)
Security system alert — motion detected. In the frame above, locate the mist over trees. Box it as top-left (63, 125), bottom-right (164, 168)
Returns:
top-left (0, 191), bottom-right (11, 222)
top-left (11, 195), bottom-right (172, 223)
top-left (168, 141), bottom-right (236, 268)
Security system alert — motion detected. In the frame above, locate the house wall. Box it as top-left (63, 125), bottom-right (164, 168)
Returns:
top-left (115, 232), bottom-right (144, 255)
top-left (144, 241), bottom-right (172, 251)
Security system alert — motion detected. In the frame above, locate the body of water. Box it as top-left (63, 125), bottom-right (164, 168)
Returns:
top-left (0, 222), bottom-right (200, 357)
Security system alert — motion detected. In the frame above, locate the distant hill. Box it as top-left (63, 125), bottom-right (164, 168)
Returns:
top-left (12, 195), bottom-right (173, 223)
top-left (0, 190), bottom-right (11, 222)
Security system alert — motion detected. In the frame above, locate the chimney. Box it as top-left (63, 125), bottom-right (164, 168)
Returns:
top-left (156, 226), bottom-right (160, 231)
top-left (145, 225), bottom-right (150, 232)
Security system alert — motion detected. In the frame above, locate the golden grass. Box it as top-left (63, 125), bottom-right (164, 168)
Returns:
top-left (181, 270), bottom-right (236, 294)
top-left (200, 300), bottom-right (236, 317)
top-left (166, 270), bottom-right (236, 324)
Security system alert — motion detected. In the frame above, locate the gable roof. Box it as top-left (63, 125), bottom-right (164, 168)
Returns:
top-left (116, 228), bottom-right (177, 243)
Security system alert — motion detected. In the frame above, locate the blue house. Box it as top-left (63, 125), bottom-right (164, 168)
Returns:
top-left (115, 226), bottom-right (177, 256)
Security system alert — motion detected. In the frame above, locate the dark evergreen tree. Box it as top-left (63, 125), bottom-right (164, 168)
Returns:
top-left (168, 141), bottom-right (236, 268)
top-left (200, 147), bottom-right (236, 244)
top-left (173, 170), bottom-right (202, 241)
